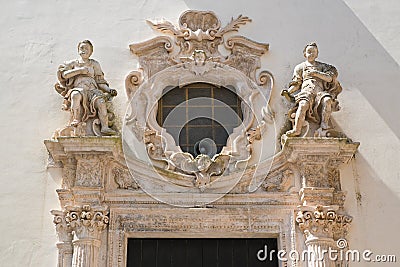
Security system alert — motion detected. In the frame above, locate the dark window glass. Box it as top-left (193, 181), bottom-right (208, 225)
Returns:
top-left (157, 83), bottom-right (243, 157)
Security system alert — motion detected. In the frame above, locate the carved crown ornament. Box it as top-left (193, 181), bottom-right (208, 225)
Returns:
top-left (123, 10), bottom-right (275, 198)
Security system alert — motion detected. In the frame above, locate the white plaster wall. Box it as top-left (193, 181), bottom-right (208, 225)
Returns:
top-left (0, 0), bottom-right (399, 265)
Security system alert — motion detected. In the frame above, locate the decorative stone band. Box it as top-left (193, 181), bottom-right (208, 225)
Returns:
top-left (296, 205), bottom-right (352, 241)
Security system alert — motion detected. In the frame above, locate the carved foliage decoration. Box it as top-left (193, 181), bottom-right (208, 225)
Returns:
top-left (62, 156), bottom-right (77, 189)
top-left (298, 155), bottom-right (342, 189)
top-left (262, 168), bottom-right (294, 192)
top-left (51, 210), bottom-right (73, 243)
top-left (112, 167), bottom-right (139, 190)
top-left (128, 10), bottom-right (271, 85)
top-left (75, 155), bottom-right (102, 187)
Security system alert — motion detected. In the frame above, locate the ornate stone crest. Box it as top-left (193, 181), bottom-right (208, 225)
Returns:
top-left (123, 10), bottom-right (274, 192)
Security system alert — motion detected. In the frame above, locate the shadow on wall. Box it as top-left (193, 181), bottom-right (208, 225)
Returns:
top-left (181, 0), bottom-right (400, 140)
top-left (342, 153), bottom-right (400, 259)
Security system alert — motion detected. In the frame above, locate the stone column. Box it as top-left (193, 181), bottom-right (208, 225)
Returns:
top-left (65, 205), bottom-right (109, 267)
top-left (51, 210), bottom-right (73, 267)
top-left (296, 206), bottom-right (352, 266)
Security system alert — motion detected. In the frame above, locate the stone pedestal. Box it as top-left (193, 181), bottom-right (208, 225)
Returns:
top-left (282, 137), bottom-right (358, 266)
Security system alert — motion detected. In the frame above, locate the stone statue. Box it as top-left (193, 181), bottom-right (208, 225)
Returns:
top-left (281, 42), bottom-right (342, 137)
top-left (55, 40), bottom-right (117, 136)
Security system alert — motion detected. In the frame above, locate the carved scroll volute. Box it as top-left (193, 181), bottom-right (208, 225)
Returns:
top-left (51, 210), bottom-right (73, 243)
top-left (125, 70), bottom-right (143, 100)
top-left (257, 70), bottom-right (274, 91)
top-left (65, 205), bottom-right (109, 240)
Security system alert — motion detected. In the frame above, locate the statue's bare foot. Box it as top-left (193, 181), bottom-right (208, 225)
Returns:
top-left (70, 119), bottom-right (80, 127)
top-left (101, 127), bottom-right (117, 136)
top-left (285, 129), bottom-right (300, 137)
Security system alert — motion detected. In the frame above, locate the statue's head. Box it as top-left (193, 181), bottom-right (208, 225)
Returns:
top-left (303, 42), bottom-right (318, 62)
top-left (78, 39), bottom-right (93, 59)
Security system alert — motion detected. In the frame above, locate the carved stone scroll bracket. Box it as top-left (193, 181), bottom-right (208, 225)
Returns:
top-left (129, 36), bottom-right (175, 80)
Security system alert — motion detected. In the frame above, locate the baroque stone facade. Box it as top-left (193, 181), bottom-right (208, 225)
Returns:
top-left (46, 10), bottom-right (359, 267)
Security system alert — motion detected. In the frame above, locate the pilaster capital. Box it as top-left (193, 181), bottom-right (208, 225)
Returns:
top-left (65, 205), bottom-right (109, 240)
top-left (51, 210), bottom-right (73, 243)
top-left (296, 205), bottom-right (352, 241)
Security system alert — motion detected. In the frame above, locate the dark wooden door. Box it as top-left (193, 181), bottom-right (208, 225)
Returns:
top-left (127, 238), bottom-right (278, 267)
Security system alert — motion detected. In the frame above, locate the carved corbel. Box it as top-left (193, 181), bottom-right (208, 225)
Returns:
top-left (224, 36), bottom-right (269, 81)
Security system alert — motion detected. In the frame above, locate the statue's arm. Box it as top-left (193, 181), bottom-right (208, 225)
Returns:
top-left (311, 71), bottom-right (333, 83)
top-left (62, 67), bottom-right (88, 80)
top-left (93, 61), bottom-right (117, 96)
top-left (287, 83), bottom-right (300, 94)
top-left (98, 83), bottom-right (117, 96)
top-left (282, 64), bottom-right (302, 97)
top-left (309, 63), bottom-right (337, 83)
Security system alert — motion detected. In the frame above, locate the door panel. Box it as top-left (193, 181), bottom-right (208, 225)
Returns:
top-left (127, 238), bottom-right (278, 267)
